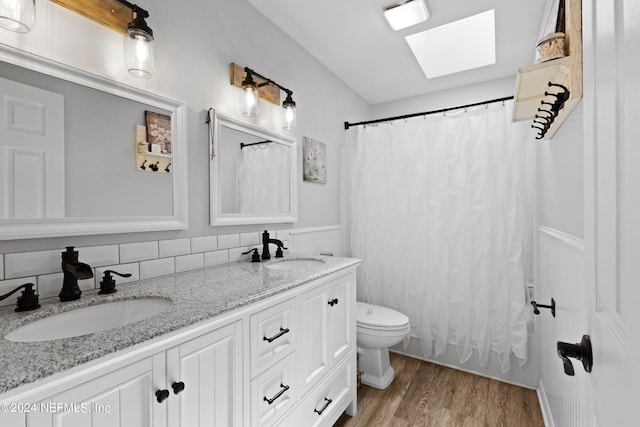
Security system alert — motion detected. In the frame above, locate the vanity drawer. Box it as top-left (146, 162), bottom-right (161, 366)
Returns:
top-left (284, 355), bottom-right (354, 427)
top-left (250, 298), bottom-right (296, 376)
top-left (250, 352), bottom-right (297, 427)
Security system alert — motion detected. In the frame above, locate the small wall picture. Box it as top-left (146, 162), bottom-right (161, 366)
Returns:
top-left (145, 111), bottom-right (172, 154)
top-left (303, 137), bottom-right (327, 184)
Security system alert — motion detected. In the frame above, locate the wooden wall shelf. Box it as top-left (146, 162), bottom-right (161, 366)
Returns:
top-left (512, 0), bottom-right (582, 140)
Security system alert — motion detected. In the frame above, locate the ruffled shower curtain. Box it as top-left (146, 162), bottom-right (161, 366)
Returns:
top-left (349, 101), bottom-right (532, 372)
top-left (237, 143), bottom-right (290, 214)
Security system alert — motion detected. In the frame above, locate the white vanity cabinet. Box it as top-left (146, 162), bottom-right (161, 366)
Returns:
top-left (0, 265), bottom-right (358, 427)
top-left (166, 321), bottom-right (243, 427)
top-left (26, 354), bottom-right (166, 427)
top-left (21, 321), bottom-right (242, 427)
top-left (297, 272), bottom-right (355, 396)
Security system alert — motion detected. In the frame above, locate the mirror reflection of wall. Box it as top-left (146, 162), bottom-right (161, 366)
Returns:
top-left (218, 125), bottom-right (291, 214)
top-left (0, 60), bottom-right (173, 220)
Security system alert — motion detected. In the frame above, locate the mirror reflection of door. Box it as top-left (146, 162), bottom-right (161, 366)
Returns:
top-left (0, 76), bottom-right (65, 219)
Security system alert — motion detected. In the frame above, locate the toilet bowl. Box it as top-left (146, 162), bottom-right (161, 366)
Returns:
top-left (356, 301), bottom-right (410, 389)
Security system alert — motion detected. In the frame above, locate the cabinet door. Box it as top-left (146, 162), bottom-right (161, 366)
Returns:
top-left (166, 321), bottom-right (243, 427)
top-left (297, 284), bottom-right (330, 396)
top-left (327, 275), bottom-right (354, 366)
top-left (27, 354), bottom-right (166, 427)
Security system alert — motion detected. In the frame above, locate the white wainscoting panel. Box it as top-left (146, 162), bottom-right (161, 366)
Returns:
top-left (537, 227), bottom-right (587, 427)
top-left (288, 226), bottom-right (343, 257)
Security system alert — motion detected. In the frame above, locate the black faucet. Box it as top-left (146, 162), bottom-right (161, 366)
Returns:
top-left (261, 230), bottom-right (288, 260)
top-left (0, 283), bottom-right (40, 312)
top-left (60, 246), bottom-right (94, 302)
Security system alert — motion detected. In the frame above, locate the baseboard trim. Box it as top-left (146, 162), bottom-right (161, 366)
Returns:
top-left (389, 349), bottom-right (536, 391)
top-left (537, 379), bottom-right (555, 427)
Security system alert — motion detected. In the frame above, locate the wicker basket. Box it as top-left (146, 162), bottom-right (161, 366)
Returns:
top-left (536, 32), bottom-right (566, 63)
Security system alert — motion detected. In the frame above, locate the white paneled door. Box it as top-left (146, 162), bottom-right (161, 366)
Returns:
top-left (0, 76), bottom-right (64, 219)
top-left (584, 0), bottom-right (640, 425)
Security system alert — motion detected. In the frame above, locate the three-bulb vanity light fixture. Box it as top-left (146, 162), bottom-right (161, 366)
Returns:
top-left (0, 0), bottom-right (156, 79)
top-left (237, 66), bottom-right (297, 130)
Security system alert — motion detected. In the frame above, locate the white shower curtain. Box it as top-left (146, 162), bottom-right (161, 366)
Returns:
top-left (237, 143), bottom-right (290, 214)
top-left (349, 101), bottom-right (532, 372)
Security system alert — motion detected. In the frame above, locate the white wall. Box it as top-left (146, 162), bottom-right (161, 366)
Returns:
top-left (0, 0), bottom-right (371, 253)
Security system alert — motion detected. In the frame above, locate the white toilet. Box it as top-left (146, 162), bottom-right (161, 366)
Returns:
top-left (356, 301), bottom-right (410, 389)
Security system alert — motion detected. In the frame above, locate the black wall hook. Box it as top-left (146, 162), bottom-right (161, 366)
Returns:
top-left (140, 159), bottom-right (147, 170)
top-left (531, 298), bottom-right (556, 317)
top-left (531, 81), bottom-right (570, 140)
top-left (165, 162), bottom-right (171, 173)
top-left (149, 161), bottom-right (160, 171)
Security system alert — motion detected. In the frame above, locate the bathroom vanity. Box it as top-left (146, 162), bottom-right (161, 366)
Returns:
top-left (0, 255), bottom-right (360, 427)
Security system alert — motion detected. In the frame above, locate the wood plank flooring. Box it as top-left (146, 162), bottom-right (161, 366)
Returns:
top-left (334, 352), bottom-right (544, 427)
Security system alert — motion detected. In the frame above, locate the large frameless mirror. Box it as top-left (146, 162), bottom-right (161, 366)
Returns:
top-left (0, 45), bottom-right (187, 240)
top-left (209, 111), bottom-right (297, 226)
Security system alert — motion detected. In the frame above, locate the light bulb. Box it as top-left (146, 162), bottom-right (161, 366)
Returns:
top-left (0, 0), bottom-right (36, 33)
top-left (243, 85), bottom-right (260, 117)
top-left (124, 28), bottom-right (155, 78)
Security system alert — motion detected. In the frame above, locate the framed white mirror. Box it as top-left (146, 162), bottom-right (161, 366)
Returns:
top-left (0, 45), bottom-right (187, 240)
top-left (209, 111), bottom-right (297, 226)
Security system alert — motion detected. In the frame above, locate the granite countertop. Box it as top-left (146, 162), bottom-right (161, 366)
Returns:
top-left (0, 254), bottom-right (360, 395)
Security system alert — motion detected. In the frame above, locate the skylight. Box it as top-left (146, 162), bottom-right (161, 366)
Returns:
top-left (405, 9), bottom-right (496, 79)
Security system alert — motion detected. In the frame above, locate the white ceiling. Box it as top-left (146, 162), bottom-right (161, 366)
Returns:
top-left (247, 0), bottom-right (547, 105)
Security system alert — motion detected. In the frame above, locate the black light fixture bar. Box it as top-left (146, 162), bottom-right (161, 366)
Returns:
top-left (245, 67), bottom-right (293, 96)
top-left (344, 96), bottom-right (514, 130)
top-left (116, 0), bottom-right (149, 18)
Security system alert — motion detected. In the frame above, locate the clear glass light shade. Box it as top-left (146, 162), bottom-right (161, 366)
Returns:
top-left (124, 28), bottom-right (156, 79)
top-left (242, 85), bottom-right (260, 117)
top-left (0, 0), bottom-right (35, 33)
top-left (282, 103), bottom-right (297, 130)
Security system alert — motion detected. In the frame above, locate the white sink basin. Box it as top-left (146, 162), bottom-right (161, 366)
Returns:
top-left (265, 258), bottom-right (326, 271)
top-left (5, 298), bottom-right (172, 343)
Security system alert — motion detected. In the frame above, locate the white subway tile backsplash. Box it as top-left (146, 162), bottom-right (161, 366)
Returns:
top-left (0, 277), bottom-right (37, 307)
top-left (77, 245), bottom-right (119, 267)
top-left (217, 234), bottom-right (240, 250)
top-left (229, 247), bottom-right (255, 263)
top-left (120, 241), bottom-right (158, 263)
top-left (37, 272), bottom-right (94, 300)
top-left (175, 254), bottom-right (204, 273)
top-left (240, 232), bottom-right (260, 246)
top-left (5, 249), bottom-right (61, 279)
top-left (190, 236), bottom-right (218, 253)
top-left (204, 250), bottom-right (229, 267)
top-left (94, 263), bottom-right (140, 288)
top-left (159, 238), bottom-right (191, 258)
top-left (140, 258), bottom-right (174, 280)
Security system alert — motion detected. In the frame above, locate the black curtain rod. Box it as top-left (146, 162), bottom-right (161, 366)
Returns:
top-left (240, 140), bottom-right (272, 149)
top-left (343, 95), bottom-right (514, 130)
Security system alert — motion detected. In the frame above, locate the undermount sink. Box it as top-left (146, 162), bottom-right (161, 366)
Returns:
top-left (4, 298), bottom-right (172, 343)
top-left (265, 258), bottom-right (326, 271)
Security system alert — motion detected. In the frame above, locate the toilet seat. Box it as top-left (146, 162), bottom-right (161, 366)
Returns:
top-left (356, 302), bottom-right (409, 330)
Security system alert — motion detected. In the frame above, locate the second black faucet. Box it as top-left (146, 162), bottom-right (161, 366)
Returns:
top-left (261, 230), bottom-right (287, 260)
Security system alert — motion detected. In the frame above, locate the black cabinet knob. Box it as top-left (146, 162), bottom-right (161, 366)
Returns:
top-left (155, 389), bottom-right (170, 403)
top-left (172, 381), bottom-right (185, 395)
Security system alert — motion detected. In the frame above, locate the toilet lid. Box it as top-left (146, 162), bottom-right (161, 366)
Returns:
top-left (356, 302), bottom-right (409, 328)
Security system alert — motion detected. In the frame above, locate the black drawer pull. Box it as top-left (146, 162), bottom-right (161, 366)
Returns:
top-left (263, 327), bottom-right (290, 343)
top-left (314, 397), bottom-right (333, 415)
top-left (264, 383), bottom-right (290, 405)
top-left (328, 298), bottom-right (339, 306)
top-left (155, 389), bottom-right (170, 403)
top-left (171, 381), bottom-right (185, 394)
